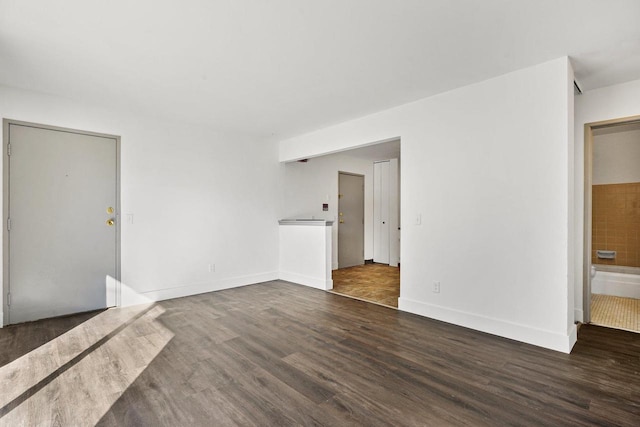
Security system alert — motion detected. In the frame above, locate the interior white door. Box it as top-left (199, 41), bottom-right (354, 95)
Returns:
top-left (8, 123), bottom-right (117, 324)
top-left (338, 172), bottom-right (365, 268)
top-left (373, 161), bottom-right (390, 263)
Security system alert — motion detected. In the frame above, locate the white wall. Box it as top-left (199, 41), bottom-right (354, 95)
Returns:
top-left (280, 57), bottom-right (576, 352)
top-left (593, 128), bottom-right (640, 184)
top-left (574, 78), bottom-right (640, 322)
top-left (281, 152), bottom-right (373, 269)
top-left (0, 84), bottom-right (280, 324)
top-left (566, 61), bottom-right (575, 348)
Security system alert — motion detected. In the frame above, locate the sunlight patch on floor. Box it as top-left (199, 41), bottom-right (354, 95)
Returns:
top-left (0, 304), bottom-right (173, 425)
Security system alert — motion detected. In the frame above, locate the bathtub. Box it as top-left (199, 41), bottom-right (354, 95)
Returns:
top-left (591, 266), bottom-right (640, 299)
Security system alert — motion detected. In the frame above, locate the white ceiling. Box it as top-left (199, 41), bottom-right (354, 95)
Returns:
top-left (1, 1), bottom-right (640, 139)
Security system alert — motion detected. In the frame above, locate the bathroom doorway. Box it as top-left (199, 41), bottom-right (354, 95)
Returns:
top-left (585, 118), bottom-right (640, 332)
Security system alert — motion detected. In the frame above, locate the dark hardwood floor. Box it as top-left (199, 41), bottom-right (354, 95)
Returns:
top-left (1, 280), bottom-right (639, 426)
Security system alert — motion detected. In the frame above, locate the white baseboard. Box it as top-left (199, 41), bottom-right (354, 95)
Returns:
top-left (0, 310), bottom-right (4, 328)
top-left (120, 271), bottom-right (279, 307)
top-left (279, 271), bottom-right (333, 290)
top-left (398, 297), bottom-right (577, 354)
top-left (574, 308), bottom-right (584, 323)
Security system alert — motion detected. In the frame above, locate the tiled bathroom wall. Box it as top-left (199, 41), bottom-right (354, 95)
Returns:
top-left (592, 182), bottom-right (640, 267)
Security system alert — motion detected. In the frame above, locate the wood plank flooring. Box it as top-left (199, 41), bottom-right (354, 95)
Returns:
top-left (1, 280), bottom-right (640, 426)
top-left (0, 309), bottom-right (104, 368)
top-left (332, 263), bottom-right (400, 307)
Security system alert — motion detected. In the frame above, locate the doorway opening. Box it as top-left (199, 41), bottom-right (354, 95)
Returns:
top-left (2, 120), bottom-right (121, 326)
top-left (280, 138), bottom-right (401, 308)
top-left (584, 117), bottom-right (640, 332)
top-left (332, 140), bottom-right (400, 308)
top-left (283, 137), bottom-right (401, 308)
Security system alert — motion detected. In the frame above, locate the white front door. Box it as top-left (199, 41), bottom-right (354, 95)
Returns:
top-left (6, 122), bottom-right (118, 324)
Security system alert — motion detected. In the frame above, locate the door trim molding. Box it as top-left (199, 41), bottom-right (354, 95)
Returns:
top-left (338, 171), bottom-right (365, 178)
top-left (582, 114), bottom-right (640, 324)
top-left (2, 119), bottom-right (122, 326)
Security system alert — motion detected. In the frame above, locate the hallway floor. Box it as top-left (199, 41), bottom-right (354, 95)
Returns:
top-left (331, 263), bottom-right (400, 307)
top-left (590, 293), bottom-right (640, 332)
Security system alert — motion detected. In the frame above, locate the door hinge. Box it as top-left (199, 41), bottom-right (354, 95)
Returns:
top-left (7, 144), bottom-right (11, 156)
top-left (6, 293), bottom-right (10, 306)
top-left (6, 218), bottom-right (11, 231)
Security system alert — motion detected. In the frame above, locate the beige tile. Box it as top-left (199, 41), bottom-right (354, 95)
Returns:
top-left (591, 294), bottom-right (640, 333)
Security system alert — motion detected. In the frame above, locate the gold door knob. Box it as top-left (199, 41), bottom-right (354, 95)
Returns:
top-left (106, 219), bottom-right (115, 226)
top-left (339, 219), bottom-right (344, 223)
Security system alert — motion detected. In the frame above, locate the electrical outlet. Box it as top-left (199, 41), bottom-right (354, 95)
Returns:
top-left (433, 281), bottom-right (440, 293)
top-left (208, 263), bottom-right (215, 273)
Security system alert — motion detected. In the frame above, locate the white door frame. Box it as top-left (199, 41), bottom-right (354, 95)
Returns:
top-left (583, 114), bottom-right (640, 323)
top-left (2, 119), bottom-right (121, 326)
